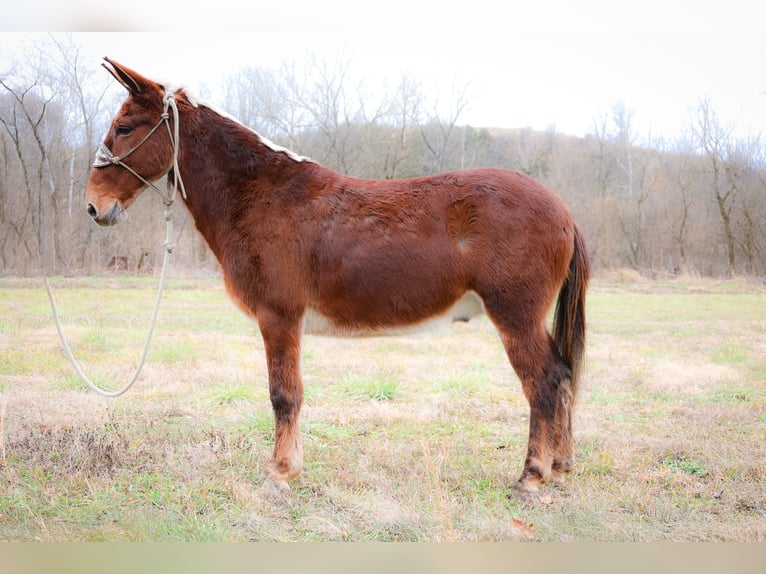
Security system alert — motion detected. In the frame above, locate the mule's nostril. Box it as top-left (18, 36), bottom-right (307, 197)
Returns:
top-left (87, 203), bottom-right (98, 219)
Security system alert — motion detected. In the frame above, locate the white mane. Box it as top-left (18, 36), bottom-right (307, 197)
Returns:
top-left (172, 87), bottom-right (311, 164)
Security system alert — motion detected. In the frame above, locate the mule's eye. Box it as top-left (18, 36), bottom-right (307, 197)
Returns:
top-left (116, 126), bottom-right (133, 136)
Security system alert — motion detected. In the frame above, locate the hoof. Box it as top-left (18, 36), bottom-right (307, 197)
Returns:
top-left (262, 477), bottom-right (291, 499)
top-left (266, 458), bottom-right (302, 486)
top-left (512, 477), bottom-right (541, 499)
top-left (551, 457), bottom-right (573, 484)
top-left (550, 471), bottom-right (566, 485)
top-left (512, 465), bottom-right (551, 498)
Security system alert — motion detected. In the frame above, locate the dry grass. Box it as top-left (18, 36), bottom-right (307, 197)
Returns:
top-left (0, 276), bottom-right (764, 541)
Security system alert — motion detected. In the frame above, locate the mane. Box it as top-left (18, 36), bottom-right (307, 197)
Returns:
top-left (172, 87), bottom-right (311, 164)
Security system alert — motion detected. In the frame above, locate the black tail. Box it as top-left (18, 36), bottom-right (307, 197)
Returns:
top-left (552, 224), bottom-right (590, 394)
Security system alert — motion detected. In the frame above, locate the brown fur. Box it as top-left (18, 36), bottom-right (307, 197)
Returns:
top-left (86, 59), bottom-right (589, 493)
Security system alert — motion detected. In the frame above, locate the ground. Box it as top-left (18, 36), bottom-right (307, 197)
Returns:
top-left (0, 274), bottom-right (764, 541)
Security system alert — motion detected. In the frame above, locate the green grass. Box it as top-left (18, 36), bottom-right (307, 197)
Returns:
top-left (1, 276), bottom-right (765, 541)
top-left (149, 340), bottom-right (201, 363)
top-left (49, 371), bottom-right (114, 392)
top-left (338, 372), bottom-right (402, 401)
top-left (208, 381), bottom-right (254, 405)
top-left (577, 441), bottom-right (615, 477)
top-left (712, 342), bottom-right (750, 364)
top-left (662, 455), bottom-right (709, 478)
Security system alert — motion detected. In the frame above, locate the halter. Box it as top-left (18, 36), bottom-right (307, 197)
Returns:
top-left (94, 92), bottom-right (187, 206)
top-left (45, 92), bottom-right (188, 398)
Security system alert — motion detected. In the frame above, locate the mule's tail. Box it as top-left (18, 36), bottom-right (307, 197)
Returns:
top-left (553, 223), bottom-right (590, 395)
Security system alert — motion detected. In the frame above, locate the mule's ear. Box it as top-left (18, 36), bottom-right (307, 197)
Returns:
top-left (102, 57), bottom-right (153, 95)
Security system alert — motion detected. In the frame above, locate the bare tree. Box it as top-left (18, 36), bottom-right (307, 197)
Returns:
top-left (295, 52), bottom-right (362, 173)
top-left (731, 136), bottom-right (766, 274)
top-left (46, 34), bottom-right (119, 271)
top-left (2, 41), bottom-right (765, 278)
top-left (691, 98), bottom-right (741, 275)
top-left (360, 74), bottom-right (423, 179)
top-left (0, 67), bottom-right (60, 272)
top-left (608, 102), bottom-right (654, 269)
top-left (583, 110), bottom-right (622, 269)
top-left (419, 81), bottom-right (470, 174)
top-left (668, 150), bottom-right (695, 271)
top-left (223, 63), bottom-right (308, 151)
top-left (48, 35), bottom-right (113, 211)
top-left (509, 127), bottom-right (555, 179)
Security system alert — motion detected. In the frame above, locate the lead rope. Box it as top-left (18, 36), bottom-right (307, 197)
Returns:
top-left (45, 93), bottom-right (184, 398)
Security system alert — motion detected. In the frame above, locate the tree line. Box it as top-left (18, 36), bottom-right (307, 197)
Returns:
top-left (1, 36), bottom-right (764, 277)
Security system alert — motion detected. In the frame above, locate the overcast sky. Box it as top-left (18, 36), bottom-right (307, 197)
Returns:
top-left (2, 0), bottom-right (765, 142)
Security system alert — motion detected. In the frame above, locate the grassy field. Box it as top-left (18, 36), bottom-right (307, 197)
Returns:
top-left (0, 275), bottom-right (764, 541)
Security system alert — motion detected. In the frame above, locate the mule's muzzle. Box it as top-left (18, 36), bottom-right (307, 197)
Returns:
top-left (88, 200), bottom-right (127, 227)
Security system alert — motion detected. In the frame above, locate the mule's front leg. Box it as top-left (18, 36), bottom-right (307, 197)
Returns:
top-left (258, 310), bottom-right (304, 492)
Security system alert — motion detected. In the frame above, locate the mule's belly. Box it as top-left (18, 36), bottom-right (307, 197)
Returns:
top-left (303, 290), bottom-right (484, 337)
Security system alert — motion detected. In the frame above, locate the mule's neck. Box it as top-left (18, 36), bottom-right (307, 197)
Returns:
top-left (173, 98), bottom-right (312, 259)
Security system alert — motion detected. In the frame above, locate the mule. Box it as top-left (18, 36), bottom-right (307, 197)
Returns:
top-left (86, 58), bottom-right (589, 495)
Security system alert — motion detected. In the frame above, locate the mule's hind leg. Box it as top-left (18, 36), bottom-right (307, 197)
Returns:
top-left (549, 362), bottom-right (575, 485)
top-left (258, 309), bottom-right (304, 492)
top-left (492, 320), bottom-right (575, 493)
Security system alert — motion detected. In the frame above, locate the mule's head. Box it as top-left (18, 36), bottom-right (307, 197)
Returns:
top-left (86, 58), bottom-right (175, 226)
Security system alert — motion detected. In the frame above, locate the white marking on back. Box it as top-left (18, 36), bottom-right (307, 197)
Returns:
top-left (177, 90), bottom-right (311, 163)
top-left (255, 132), bottom-right (310, 163)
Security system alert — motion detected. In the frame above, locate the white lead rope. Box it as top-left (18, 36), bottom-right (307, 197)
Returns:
top-left (45, 212), bottom-right (175, 398)
top-left (46, 92), bottom-right (184, 398)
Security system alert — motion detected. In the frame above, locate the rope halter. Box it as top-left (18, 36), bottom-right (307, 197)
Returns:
top-left (93, 91), bottom-right (187, 207)
top-left (45, 93), bottom-right (190, 398)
